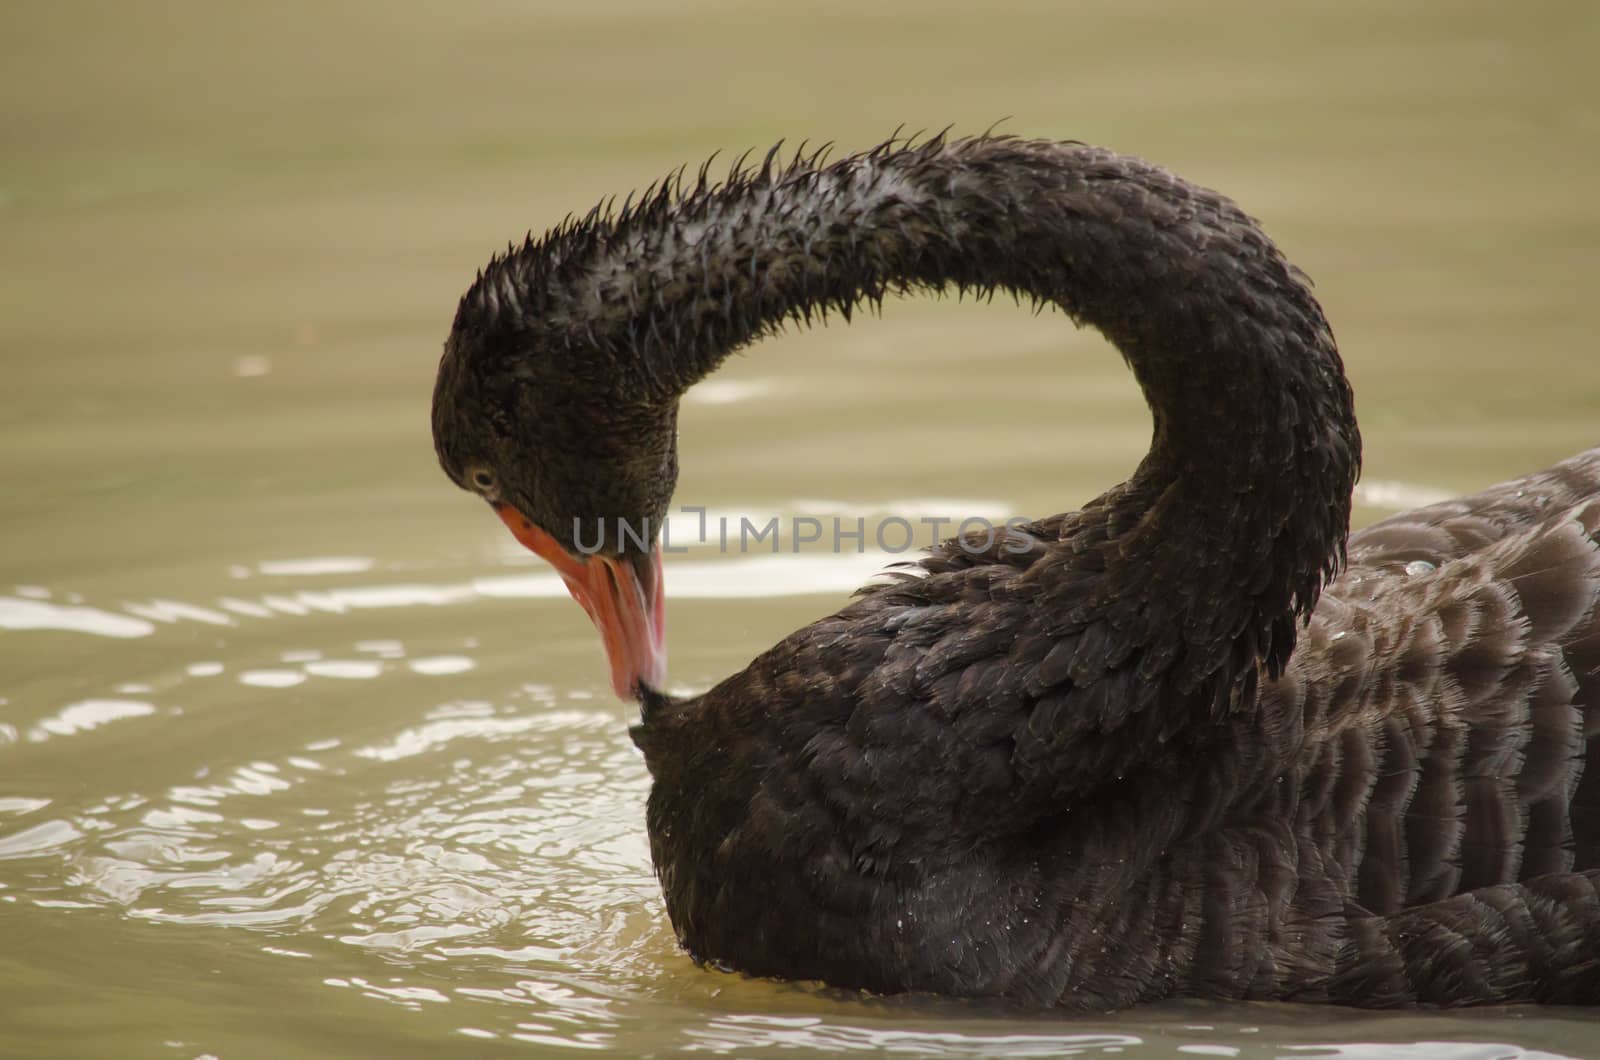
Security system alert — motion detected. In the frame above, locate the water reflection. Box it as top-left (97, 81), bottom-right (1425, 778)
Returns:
top-left (0, 818), bottom-right (84, 860)
top-left (27, 698), bottom-right (156, 741)
top-left (0, 596), bottom-right (155, 637)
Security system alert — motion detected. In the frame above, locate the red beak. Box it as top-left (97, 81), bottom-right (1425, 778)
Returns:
top-left (495, 505), bottom-right (667, 700)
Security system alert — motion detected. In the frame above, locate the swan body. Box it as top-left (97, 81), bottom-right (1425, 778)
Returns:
top-left (432, 135), bottom-right (1600, 1009)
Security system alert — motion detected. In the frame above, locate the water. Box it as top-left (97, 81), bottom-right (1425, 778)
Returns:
top-left (3, 2), bottom-right (1599, 1056)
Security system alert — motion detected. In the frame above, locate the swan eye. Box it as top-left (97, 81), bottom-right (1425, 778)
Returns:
top-left (471, 468), bottom-right (495, 491)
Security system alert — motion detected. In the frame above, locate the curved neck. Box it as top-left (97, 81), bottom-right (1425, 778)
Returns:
top-left (474, 135), bottom-right (1361, 692)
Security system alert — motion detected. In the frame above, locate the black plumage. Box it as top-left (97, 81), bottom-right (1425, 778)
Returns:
top-left (432, 134), bottom-right (1600, 1009)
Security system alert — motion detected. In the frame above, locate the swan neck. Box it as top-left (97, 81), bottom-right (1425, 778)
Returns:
top-left (469, 136), bottom-right (1361, 674)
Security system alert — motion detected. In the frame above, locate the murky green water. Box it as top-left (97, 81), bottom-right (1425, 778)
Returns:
top-left (4, 2), bottom-right (1599, 1056)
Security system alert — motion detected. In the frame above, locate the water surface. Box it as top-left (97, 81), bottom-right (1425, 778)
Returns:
top-left (3, 2), bottom-right (1599, 1056)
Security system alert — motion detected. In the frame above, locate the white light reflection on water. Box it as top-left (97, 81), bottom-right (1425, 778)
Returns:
top-left (238, 669), bottom-right (307, 688)
top-left (27, 699), bottom-right (156, 741)
top-left (1352, 481), bottom-right (1458, 511)
top-left (305, 659), bottom-right (384, 679)
top-left (684, 378), bottom-right (774, 405)
top-left (0, 819), bottom-right (83, 860)
top-left (0, 596), bottom-right (155, 638)
top-left (122, 598), bottom-right (235, 627)
top-left (256, 556), bottom-right (377, 576)
top-left (409, 656), bottom-right (476, 676)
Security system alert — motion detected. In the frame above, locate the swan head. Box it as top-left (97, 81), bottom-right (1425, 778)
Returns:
top-left (432, 259), bottom-right (678, 703)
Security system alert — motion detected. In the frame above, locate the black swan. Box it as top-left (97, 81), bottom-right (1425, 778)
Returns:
top-left (431, 134), bottom-right (1600, 1009)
